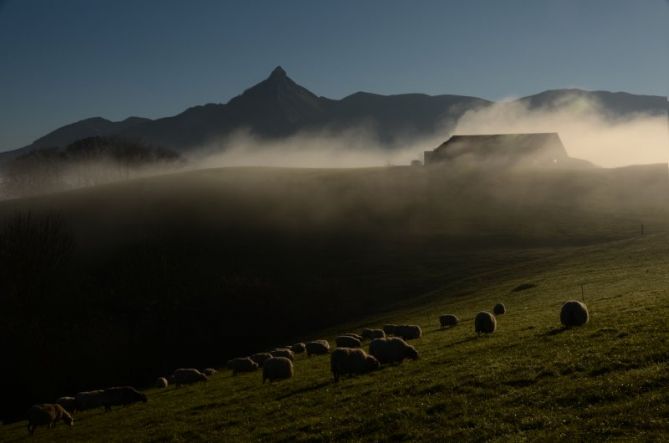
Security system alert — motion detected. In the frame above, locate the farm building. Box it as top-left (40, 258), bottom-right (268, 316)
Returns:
top-left (424, 133), bottom-right (588, 168)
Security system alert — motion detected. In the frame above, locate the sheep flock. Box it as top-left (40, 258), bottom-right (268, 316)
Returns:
top-left (23, 299), bottom-right (589, 435)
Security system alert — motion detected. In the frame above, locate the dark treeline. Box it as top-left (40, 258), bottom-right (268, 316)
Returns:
top-left (0, 163), bottom-right (667, 421)
top-left (0, 136), bottom-right (184, 198)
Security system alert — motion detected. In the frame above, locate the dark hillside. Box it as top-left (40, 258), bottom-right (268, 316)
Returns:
top-left (0, 164), bottom-right (666, 421)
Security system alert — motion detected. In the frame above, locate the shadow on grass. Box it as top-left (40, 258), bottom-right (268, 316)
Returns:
top-left (276, 381), bottom-right (331, 400)
top-left (448, 336), bottom-right (479, 346)
top-left (429, 326), bottom-right (460, 333)
top-left (544, 327), bottom-right (568, 336)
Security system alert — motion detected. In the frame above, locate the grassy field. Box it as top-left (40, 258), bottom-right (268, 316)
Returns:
top-left (3, 229), bottom-right (668, 442)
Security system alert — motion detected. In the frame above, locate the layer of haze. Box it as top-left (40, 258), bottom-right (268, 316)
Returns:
top-left (197, 97), bottom-right (668, 170)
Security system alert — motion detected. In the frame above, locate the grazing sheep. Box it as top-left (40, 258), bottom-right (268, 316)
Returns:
top-left (172, 368), bottom-right (208, 386)
top-left (341, 333), bottom-right (363, 341)
top-left (263, 357), bottom-right (294, 383)
top-left (439, 314), bottom-right (459, 328)
top-left (102, 386), bottom-right (147, 411)
top-left (475, 312), bottom-right (497, 334)
top-left (75, 390), bottom-right (106, 411)
top-left (290, 343), bottom-right (306, 354)
top-left (56, 397), bottom-right (76, 414)
top-left (202, 368), bottom-right (217, 376)
top-left (361, 328), bottom-right (386, 340)
top-left (369, 337), bottom-right (419, 364)
top-left (27, 404), bottom-right (73, 435)
top-left (335, 335), bottom-right (362, 348)
top-left (330, 348), bottom-right (380, 382)
top-left (394, 325), bottom-right (422, 340)
top-left (383, 324), bottom-right (398, 336)
top-left (227, 357), bottom-right (259, 375)
top-left (560, 300), bottom-right (589, 327)
top-left (306, 340), bottom-right (330, 356)
top-left (250, 352), bottom-right (273, 366)
top-left (156, 377), bottom-right (169, 388)
top-left (271, 348), bottom-right (295, 361)
top-left (493, 303), bottom-right (506, 315)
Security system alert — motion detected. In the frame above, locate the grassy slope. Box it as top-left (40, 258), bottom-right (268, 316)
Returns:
top-left (3, 231), bottom-right (668, 442)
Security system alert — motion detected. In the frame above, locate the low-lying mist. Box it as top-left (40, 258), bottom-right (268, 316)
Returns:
top-left (0, 94), bottom-right (665, 201)
top-left (192, 93), bottom-right (667, 170)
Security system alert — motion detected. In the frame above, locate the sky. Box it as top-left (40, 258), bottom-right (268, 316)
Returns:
top-left (0, 0), bottom-right (667, 151)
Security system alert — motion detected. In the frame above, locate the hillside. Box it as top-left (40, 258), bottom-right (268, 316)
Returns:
top-left (1, 230), bottom-right (668, 441)
top-left (0, 163), bottom-right (666, 424)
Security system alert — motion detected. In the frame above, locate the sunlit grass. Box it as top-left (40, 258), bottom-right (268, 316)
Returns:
top-left (2, 233), bottom-right (668, 441)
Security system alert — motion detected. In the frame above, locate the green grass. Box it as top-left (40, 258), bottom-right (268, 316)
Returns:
top-left (3, 232), bottom-right (668, 442)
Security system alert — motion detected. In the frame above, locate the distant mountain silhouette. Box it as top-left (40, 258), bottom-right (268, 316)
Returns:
top-left (1, 116), bottom-right (150, 160)
top-left (518, 89), bottom-right (667, 118)
top-left (3, 67), bottom-right (667, 156)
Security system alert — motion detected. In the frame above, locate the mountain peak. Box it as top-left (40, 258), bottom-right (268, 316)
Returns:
top-left (269, 66), bottom-right (287, 79)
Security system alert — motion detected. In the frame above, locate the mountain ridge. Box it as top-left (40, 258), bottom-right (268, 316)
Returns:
top-left (3, 67), bottom-right (666, 157)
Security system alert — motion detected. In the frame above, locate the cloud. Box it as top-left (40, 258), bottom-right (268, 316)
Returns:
top-left (450, 94), bottom-right (668, 167)
top-left (193, 94), bottom-right (667, 170)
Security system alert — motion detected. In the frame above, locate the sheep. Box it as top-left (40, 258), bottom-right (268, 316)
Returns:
top-left (250, 352), bottom-right (273, 366)
top-left (330, 348), bottom-right (380, 382)
top-left (335, 335), bottom-right (362, 348)
top-left (290, 343), bottom-right (306, 354)
top-left (439, 314), bottom-right (459, 328)
top-left (493, 303), bottom-right (506, 315)
top-left (368, 337), bottom-right (419, 364)
top-left (156, 377), bottom-right (169, 388)
top-left (202, 368), bottom-right (217, 376)
top-left (172, 368), bottom-right (208, 386)
top-left (75, 390), bottom-right (106, 411)
top-left (27, 404), bottom-right (73, 435)
top-left (271, 348), bottom-right (295, 361)
top-left (475, 312), bottom-right (497, 334)
top-left (560, 300), bottom-right (589, 327)
top-left (394, 325), bottom-right (422, 340)
top-left (382, 324), bottom-right (398, 336)
top-left (361, 328), bottom-right (385, 340)
top-left (306, 340), bottom-right (330, 356)
top-left (227, 357), bottom-right (259, 375)
top-left (101, 386), bottom-right (147, 411)
top-left (262, 357), bottom-right (294, 383)
top-left (341, 332), bottom-right (363, 341)
top-left (56, 397), bottom-right (77, 414)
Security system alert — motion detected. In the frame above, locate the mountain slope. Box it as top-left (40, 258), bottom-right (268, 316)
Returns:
top-left (0, 117), bottom-right (151, 160)
top-left (519, 89), bottom-right (668, 119)
top-left (3, 68), bottom-right (666, 155)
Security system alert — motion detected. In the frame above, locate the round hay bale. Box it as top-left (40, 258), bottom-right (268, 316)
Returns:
top-left (474, 311), bottom-right (497, 334)
top-left (155, 377), bottom-right (168, 388)
top-left (560, 300), bottom-right (589, 327)
top-left (493, 303), bottom-right (506, 315)
top-left (439, 314), bottom-right (459, 328)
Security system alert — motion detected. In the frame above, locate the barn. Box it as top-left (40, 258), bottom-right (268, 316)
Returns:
top-left (424, 133), bottom-right (588, 168)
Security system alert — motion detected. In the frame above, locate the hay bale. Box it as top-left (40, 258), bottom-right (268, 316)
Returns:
top-left (474, 312), bottom-right (497, 334)
top-left (493, 303), bottom-right (506, 315)
top-left (560, 300), bottom-right (589, 327)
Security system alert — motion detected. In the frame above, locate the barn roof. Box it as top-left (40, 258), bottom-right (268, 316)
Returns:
top-left (432, 132), bottom-right (565, 156)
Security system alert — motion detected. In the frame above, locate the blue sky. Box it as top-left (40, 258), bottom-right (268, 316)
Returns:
top-left (1, 0), bottom-right (667, 150)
